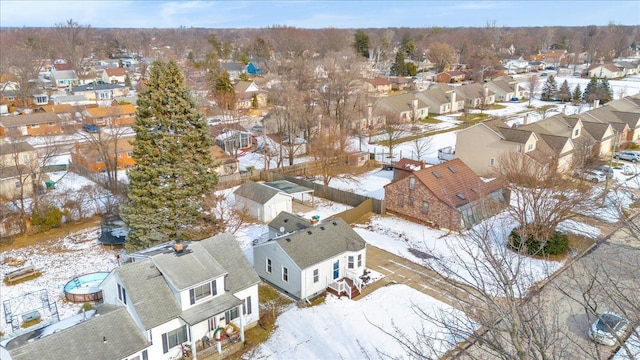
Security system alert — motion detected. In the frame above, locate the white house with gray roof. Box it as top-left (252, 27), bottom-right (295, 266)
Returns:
top-left (4, 233), bottom-right (260, 360)
top-left (233, 180), bottom-right (293, 222)
top-left (253, 216), bottom-right (367, 300)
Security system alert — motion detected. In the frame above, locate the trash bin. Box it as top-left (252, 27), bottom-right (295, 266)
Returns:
top-left (45, 181), bottom-right (55, 189)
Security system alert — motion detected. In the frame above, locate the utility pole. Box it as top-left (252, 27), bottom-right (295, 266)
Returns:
top-left (603, 129), bottom-right (618, 205)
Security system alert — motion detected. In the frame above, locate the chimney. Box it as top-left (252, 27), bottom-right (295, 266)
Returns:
top-left (450, 91), bottom-right (457, 111)
top-left (523, 113), bottom-right (531, 125)
top-left (593, 99), bottom-right (600, 109)
top-left (173, 240), bottom-right (184, 254)
top-left (421, 160), bottom-right (426, 169)
top-left (483, 86), bottom-right (488, 97)
top-left (562, 105), bottom-right (569, 115)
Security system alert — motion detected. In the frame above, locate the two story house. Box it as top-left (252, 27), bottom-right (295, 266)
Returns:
top-left (4, 234), bottom-right (260, 360)
top-left (0, 140), bottom-right (39, 200)
top-left (415, 83), bottom-right (463, 114)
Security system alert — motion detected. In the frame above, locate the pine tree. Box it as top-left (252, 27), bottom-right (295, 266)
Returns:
top-left (541, 75), bottom-right (558, 101)
top-left (391, 51), bottom-right (407, 76)
top-left (598, 76), bottom-right (613, 104)
top-left (582, 75), bottom-right (599, 102)
top-left (353, 30), bottom-right (370, 58)
top-left (121, 59), bottom-right (218, 252)
top-left (215, 70), bottom-right (236, 111)
top-left (558, 80), bottom-right (571, 102)
top-left (572, 84), bottom-right (582, 104)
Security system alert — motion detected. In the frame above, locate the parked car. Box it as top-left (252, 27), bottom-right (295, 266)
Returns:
top-left (588, 312), bottom-right (629, 346)
top-left (540, 72), bottom-right (548, 77)
top-left (574, 170), bottom-right (606, 183)
top-left (614, 151), bottom-right (640, 162)
top-left (82, 123), bottom-right (99, 133)
top-left (597, 165), bottom-right (614, 177)
top-left (623, 165), bottom-right (635, 175)
top-left (250, 125), bottom-right (264, 133)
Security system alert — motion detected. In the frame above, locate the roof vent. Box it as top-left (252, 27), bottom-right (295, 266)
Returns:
top-left (332, 221), bottom-right (337, 226)
top-left (283, 219), bottom-right (289, 223)
top-left (320, 226), bottom-right (325, 230)
top-left (307, 231), bottom-right (312, 235)
top-left (286, 238), bottom-right (291, 242)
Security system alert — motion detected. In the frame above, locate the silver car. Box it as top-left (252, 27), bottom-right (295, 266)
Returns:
top-left (614, 151), bottom-right (640, 162)
top-left (588, 312), bottom-right (629, 346)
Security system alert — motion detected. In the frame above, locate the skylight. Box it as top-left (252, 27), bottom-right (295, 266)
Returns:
top-left (456, 193), bottom-right (467, 200)
top-left (448, 166), bottom-right (456, 173)
top-left (432, 171), bottom-right (442, 178)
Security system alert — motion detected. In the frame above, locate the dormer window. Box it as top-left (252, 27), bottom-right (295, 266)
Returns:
top-left (574, 128), bottom-right (580, 137)
top-left (527, 143), bottom-right (534, 151)
top-left (189, 280), bottom-right (217, 305)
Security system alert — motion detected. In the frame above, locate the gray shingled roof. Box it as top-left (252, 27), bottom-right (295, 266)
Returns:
top-left (7, 305), bottom-right (149, 360)
top-left (0, 141), bottom-right (35, 156)
top-left (199, 233), bottom-right (260, 293)
top-left (115, 259), bottom-right (181, 329)
top-left (0, 165), bottom-right (30, 179)
top-left (73, 83), bottom-right (125, 92)
top-left (180, 292), bottom-right (242, 326)
top-left (0, 113), bottom-right (61, 127)
top-left (233, 180), bottom-right (282, 205)
top-left (270, 218), bottom-right (365, 270)
top-left (152, 242), bottom-right (227, 291)
top-left (268, 211), bottom-right (311, 234)
top-left (538, 134), bottom-right (571, 155)
top-left (378, 93), bottom-right (428, 112)
top-left (581, 121), bottom-right (611, 140)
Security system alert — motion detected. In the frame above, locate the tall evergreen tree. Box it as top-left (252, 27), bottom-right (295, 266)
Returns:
top-left (541, 75), bottom-right (558, 101)
top-left (557, 80), bottom-right (571, 102)
top-left (598, 76), bottom-right (613, 104)
top-left (121, 60), bottom-right (218, 252)
top-left (572, 84), bottom-right (582, 104)
top-left (391, 51), bottom-right (407, 76)
top-left (582, 75), bottom-right (599, 102)
top-left (353, 30), bottom-right (370, 58)
top-left (215, 70), bottom-right (236, 111)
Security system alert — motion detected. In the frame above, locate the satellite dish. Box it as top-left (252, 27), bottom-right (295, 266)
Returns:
top-left (279, 227), bottom-right (285, 233)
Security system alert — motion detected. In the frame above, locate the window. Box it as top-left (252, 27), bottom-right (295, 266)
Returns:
top-left (489, 158), bottom-right (496, 166)
top-left (189, 282), bottom-right (212, 305)
top-left (243, 296), bottom-right (252, 315)
top-left (408, 196), bottom-right (414, 205)
top-left (398, 194), bottom-right (404, 206)
top-left (225, 307), bottom-right (239, 323)
top-left (48, 122), bottom-right (55, 126)
top-left (333, 260), bottom-right (340, 280)
top-left (357, 254), bottom-right (362, 267)
top-left (30, 123), bottom-right (39, 128)
top-left (162, 325), bottom-right (188, 354)
top-left (516, 144), bottom-right (522, 152)
top-left (117, 283), bottom-right (127, 305)
top-left (282, 266), bottom-right (289, 282)
top-left (142, 350), bottom-right (148, 360)
top-left (14, 181), bottom-right (21, 188)
top-left (574, 128), bottom-right (580, 137)
top-left (432, 171), bottom-right (442, 178)
top-left (422, 202), bottom-right (429, 214)
top-left (527, 143), bottom-right (534, 151)
top-left (266, 258), bottom-right (272, 274)
top-left (409, 177), bottom-right (416, 190)
top-left (208, 317), bottom-right (216, 331)
top-left (313, 269), bottom-right (319, 283)
top-left (348, 256), bottom-right (354, 269)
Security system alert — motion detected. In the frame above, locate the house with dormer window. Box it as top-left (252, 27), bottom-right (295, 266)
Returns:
top-left (384, 158), bottom-right (507, 232)
top-left (3, 233), bottom-right (260, 360)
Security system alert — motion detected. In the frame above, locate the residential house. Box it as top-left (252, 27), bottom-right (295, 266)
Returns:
top-left (101, 68), bottom-right (127, 84)
top-left (576, 105), bottom-right (639, 143)
top-left (210, 144), bottom-right (240, 176)
top-left (392, 158), bottom-right (425, 181)
top-left (3, 305), bottom-right (150, 360)
top-left (35, 104), bottom-right (77, 123)
top-left (51, 70), bottom-right (78, 89)
top-left (455, 118), bottom-right (551, 176)
top-left (454, 83), bottom-right (495, 109)
top-left (544, 49), bottom-right (567, 67)
top-left (364, 77), bottom-right (393, 94)
top-left (234, 81), bottom-right (267, 109)
top-left (70, 137), bottom-right (135, 173)
top-left (587, 63), bottom-right (623, 79)
top-left (415, 83), bottom-right (463, 114)
top-left (265, 133), bottom-right (307, 158)
top-left (221, 61), bottom-right (246, 79)
top-left (384, 158), bottom-right (507, 232)
top-left (99, 234), bottom-right (259, 360)
top-left (528, 61), bottom-right (548, 71)
top-left (266, 211), bottom-right (311, 239)
top-left (0, 140), bottom-right (39, 200)
top-left (435, 70), bottom-right (467, 83)
top-left (0, 112), bottom-right (63, 137)
top-left (234, 180), bottom-right (293, 223)
top-left (71, 83), bottom-right (128, 101)
top-left (246, 62), bottom-right (262, 75)
top-left (375, 93), bottom-right (429, 122)
top-left (485, 76), bottom-right (526, 101)
top-left (253, 216), bottom-right (367, 300)
top-left (1, 89), bottom-right (49, 108)
top-left (504, 58), bottom-right (531, 74)
top-left (614, 61), bottom-right (639, 77)
top-left (83, 104), bottom-right (137, 127)
top-left (389, 76), bottom-right (413, 91)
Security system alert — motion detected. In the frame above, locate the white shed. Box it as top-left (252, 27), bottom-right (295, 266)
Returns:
top-left (233, 181), bottom-right (293, 223)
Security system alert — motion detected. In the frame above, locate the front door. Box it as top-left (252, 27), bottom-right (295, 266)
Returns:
top-left (333, 260), bottom-right (339, 280)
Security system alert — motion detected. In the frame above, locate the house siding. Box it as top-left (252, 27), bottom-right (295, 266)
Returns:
top-left (300, 249), bottom-right (366, 299)
top-left (385, 176), bottom-right (462, 231)
top-left (456, 124), bottom-right (517, 176)
top-left (253, 242), bottom-right (303, 298)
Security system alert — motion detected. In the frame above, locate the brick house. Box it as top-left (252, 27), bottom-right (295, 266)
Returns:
top-left (101, 67), bottom-right (127, 84)
top-left (384, 158), bottom-right (507, 232)
top-left (82, 104), bottom-right (137, 127)
top-left (70, 137), bottom-right (135, 172)
top-left (0, 113), bottom-right (63, 137)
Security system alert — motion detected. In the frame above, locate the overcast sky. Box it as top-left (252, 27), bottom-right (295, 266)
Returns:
top-left (1, 1), bottom-right (638, 29)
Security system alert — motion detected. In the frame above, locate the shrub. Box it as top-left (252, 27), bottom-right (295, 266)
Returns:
top-left (510, 228), bottom-right (569, 256)
top-left (31, 206), bottom-right (63, 232)
top-left (78, 302), bottom-right (95, 314)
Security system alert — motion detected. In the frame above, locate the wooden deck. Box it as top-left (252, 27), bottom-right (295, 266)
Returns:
top-left (326, 277), bottom-right (361, 299)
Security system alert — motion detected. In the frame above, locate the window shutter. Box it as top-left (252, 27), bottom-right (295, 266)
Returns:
top-left (212, 280), bottom-right (217, 296)
top-left (117, 284), bottom-right (122, 301)
top-left (189, 289), bottom-right (195, 305)
top-left (122, 288), bottom-right (127, 304)
top-left (247, 296), bottom-right (252, 315)
top-left (162, 333), bottom-right (168, 354)
top-left (142, 350), bottom-right (148, 360)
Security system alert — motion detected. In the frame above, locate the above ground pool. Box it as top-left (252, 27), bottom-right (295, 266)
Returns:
top-left (63, 272), bottom-right (109, 303)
